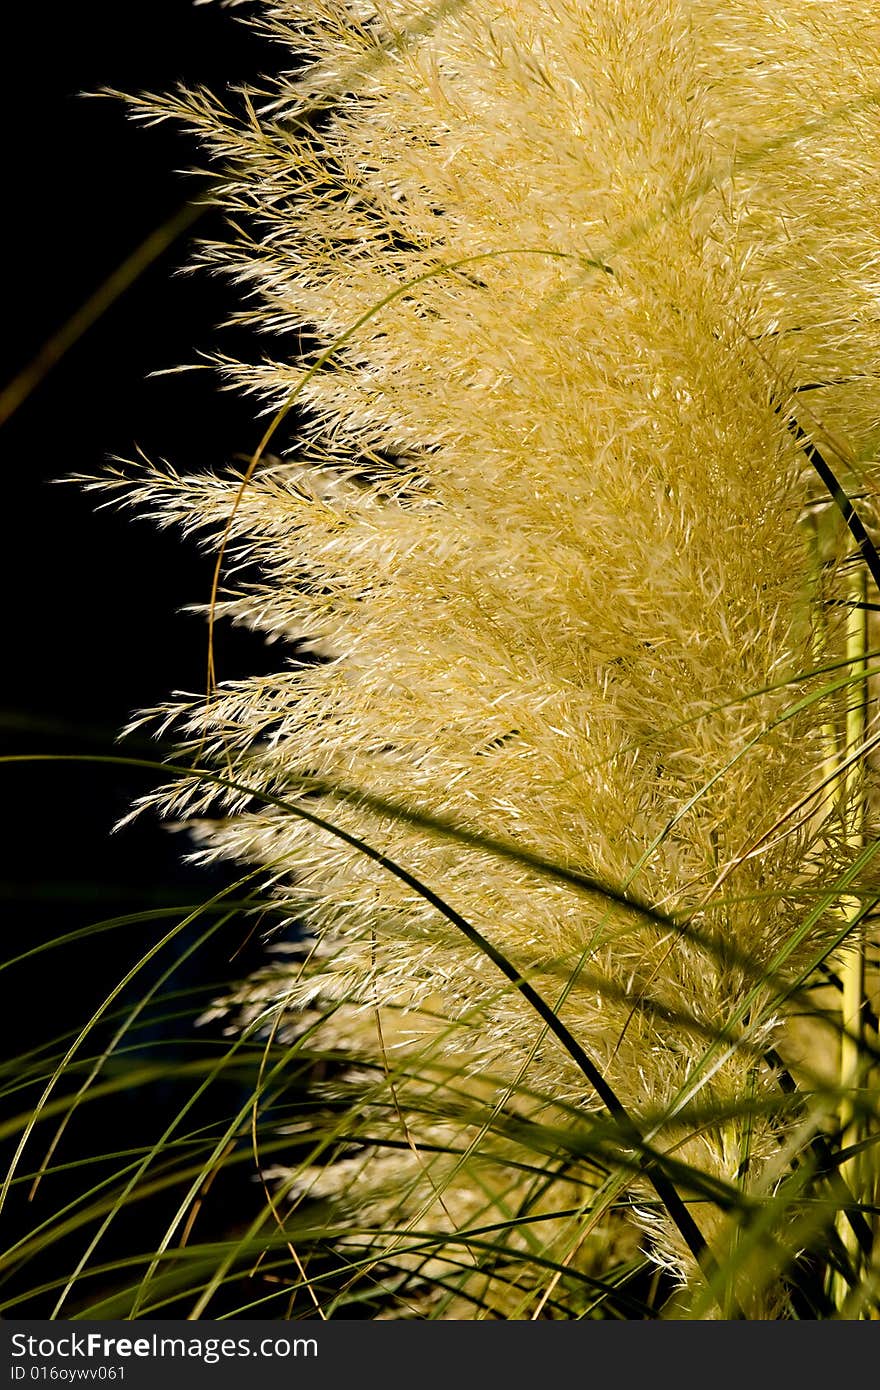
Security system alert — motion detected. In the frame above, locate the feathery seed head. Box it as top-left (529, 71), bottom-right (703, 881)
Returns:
top-left (109, 1), bottom-right (880, 1313)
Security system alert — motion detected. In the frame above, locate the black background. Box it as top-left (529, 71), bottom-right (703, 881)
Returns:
top-left (1, 1), bottom-right (293, 1315)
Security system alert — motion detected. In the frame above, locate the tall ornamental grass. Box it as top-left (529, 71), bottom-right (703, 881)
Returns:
top-left (10, 0), bottom-right (880, 1319)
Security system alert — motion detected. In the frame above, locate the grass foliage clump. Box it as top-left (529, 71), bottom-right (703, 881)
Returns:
top-left (5, 0), bottom-right (880, 1319)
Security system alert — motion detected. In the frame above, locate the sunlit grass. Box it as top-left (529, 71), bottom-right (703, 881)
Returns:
top-left (2, 0), bottom-right (879, 1320)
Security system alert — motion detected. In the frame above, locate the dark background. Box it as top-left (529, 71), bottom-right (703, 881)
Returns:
top-left (1, 1), bottom-right (299, 1315)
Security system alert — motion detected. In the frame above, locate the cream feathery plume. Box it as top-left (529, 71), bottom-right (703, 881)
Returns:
top-left (103, 1), bottom-right (880, 1316)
